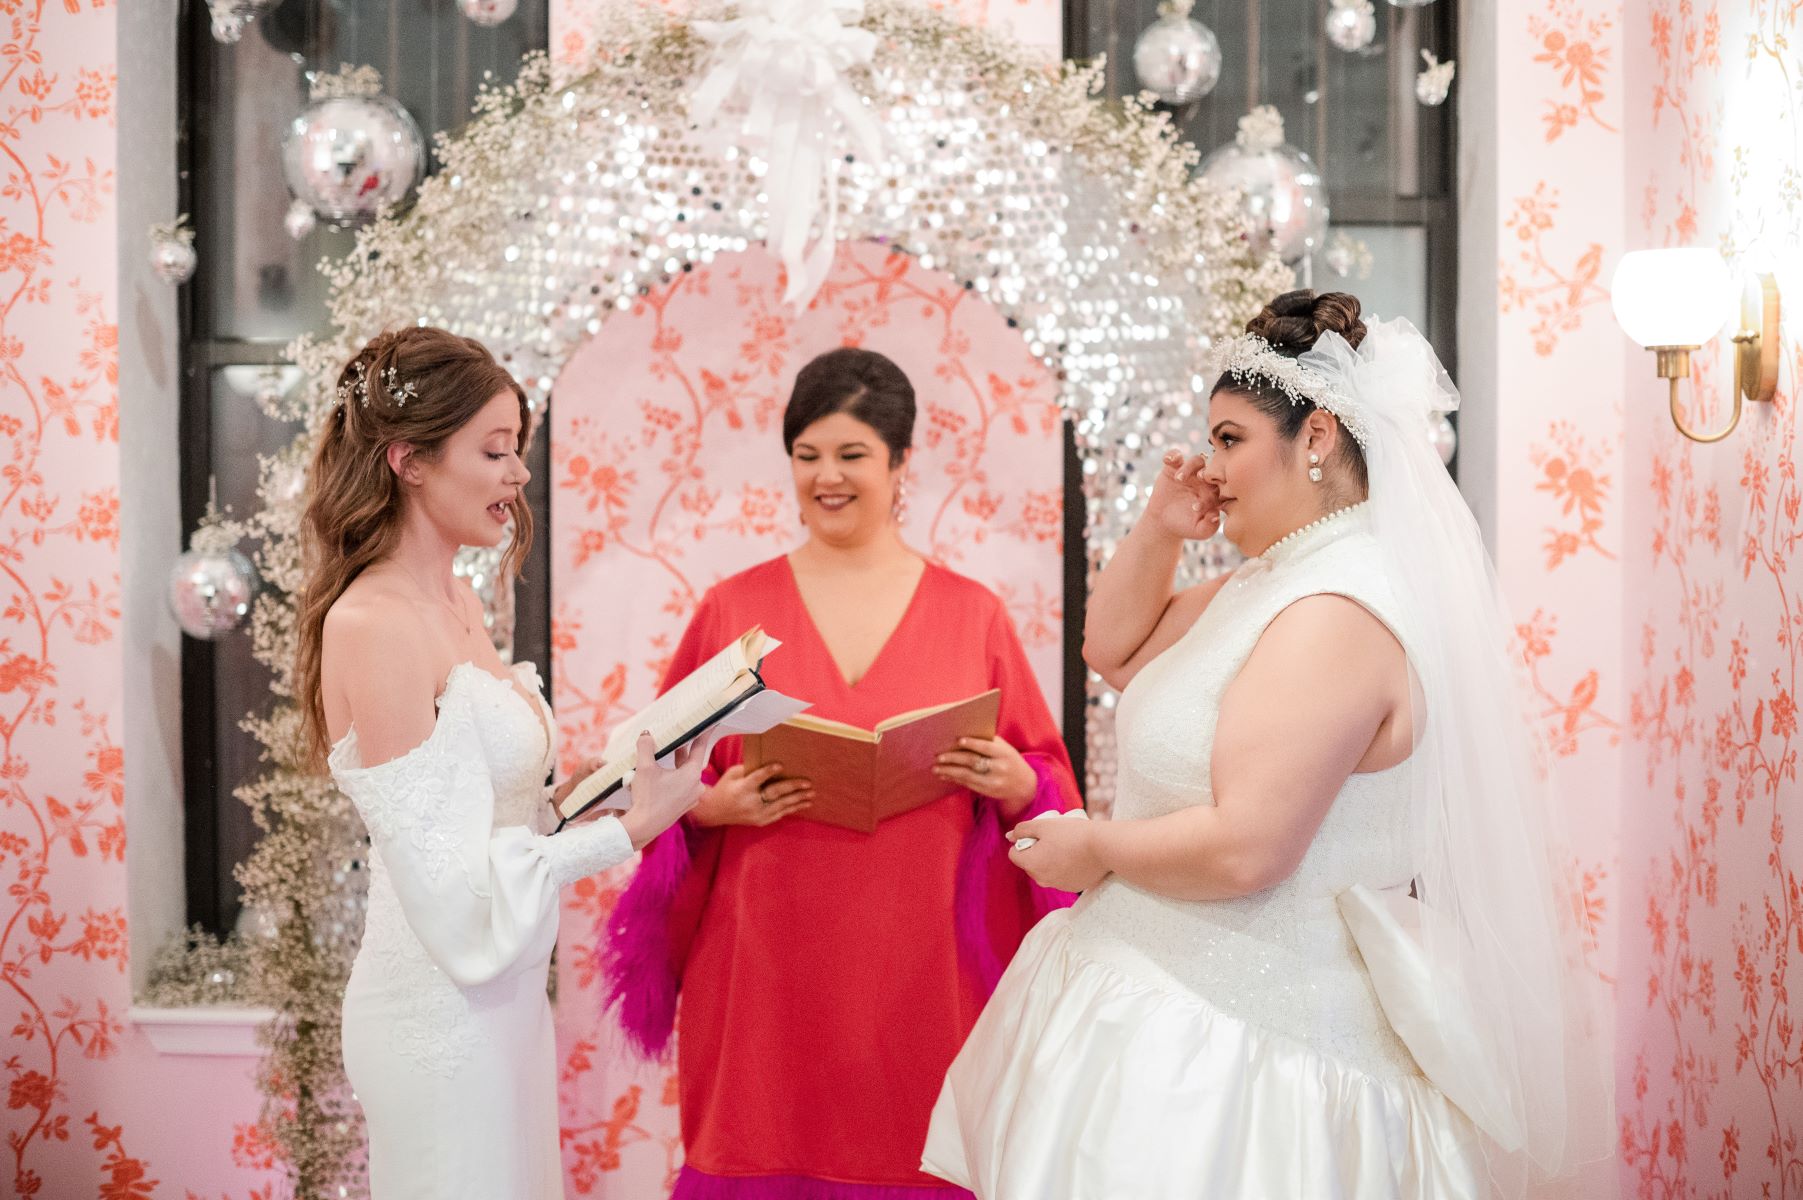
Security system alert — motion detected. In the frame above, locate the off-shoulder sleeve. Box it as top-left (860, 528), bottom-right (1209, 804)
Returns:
top-left (333, 693), bottom-right (634, 989)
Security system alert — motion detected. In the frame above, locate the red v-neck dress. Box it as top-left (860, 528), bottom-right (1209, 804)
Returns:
top-left (602, 556), bottom-right (1080, 1197)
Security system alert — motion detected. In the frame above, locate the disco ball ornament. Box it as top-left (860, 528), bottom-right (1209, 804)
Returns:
top-left (1131, 0), bottom-right (1222, 107)
top-left (282, 67), bottom-right (425, 225)
top-left (459, 0), bottom-right (518, 25)
top-left (283, 196), bottom-right (317, 240)
top-left (167, 531), bottom-right (255, 640)
top-left (148, 215), bottom-right (197, 285)
top-left (1325, 1), bottom-right (1377, 52)
top-left (1430, 414), bottom-right (1457, 465)
top-left (1198, 106), bottom-right (1329, 264)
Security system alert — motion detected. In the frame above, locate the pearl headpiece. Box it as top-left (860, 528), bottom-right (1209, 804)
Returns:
top-left (1204, 333), bottom-right (1370, 447)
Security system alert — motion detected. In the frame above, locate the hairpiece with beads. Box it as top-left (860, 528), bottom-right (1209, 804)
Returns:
top-left (1203, 333), bottom-right (1370, 447)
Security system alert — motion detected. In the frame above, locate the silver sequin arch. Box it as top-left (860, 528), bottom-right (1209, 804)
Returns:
top-left (280, 1), bottom-right (1289, 811)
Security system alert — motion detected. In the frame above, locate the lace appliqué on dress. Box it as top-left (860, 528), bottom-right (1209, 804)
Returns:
top-left (329, 669), bottom-right (534, 1080)
top-left (340, 690), bottom-right (494, 898)
top-left (362, 862), bottom-right (481, 1079)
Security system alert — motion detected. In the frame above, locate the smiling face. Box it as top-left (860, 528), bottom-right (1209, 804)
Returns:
top-left (1201, 387), bottom-right (1335, 556)
top-left (400, 390), bottom-right (531, 549)
top-left (790, 410), bottom-right (907, 547)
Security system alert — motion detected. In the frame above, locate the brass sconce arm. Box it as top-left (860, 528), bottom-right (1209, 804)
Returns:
top-left (1654, 346), bottom-right (1741, 444)
top-left (1650, 273), bottom-right (1780, 444)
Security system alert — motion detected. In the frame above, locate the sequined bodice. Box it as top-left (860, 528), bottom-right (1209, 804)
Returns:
top-left (1069, 510), bottom-right (1423, 1078)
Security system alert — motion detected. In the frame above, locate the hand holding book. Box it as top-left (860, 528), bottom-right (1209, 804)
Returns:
top-left (615, 731), bottom-right (712, 849)
top-left (553, 734), bottom-right (713, 847)
top-left (691, 761), bottom-right (816, 828)
top-left (741, 689), bottom-right (1002, 833)
top-left (555, 627), bottom-right (810, 827)
top-left (931, 733), bottom-right (1040, 813)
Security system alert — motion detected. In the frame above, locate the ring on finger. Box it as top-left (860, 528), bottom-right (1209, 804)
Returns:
top-left (974, 756), bottom-right (990, 775)
top-left (758, 786), bottom-right (776, 805)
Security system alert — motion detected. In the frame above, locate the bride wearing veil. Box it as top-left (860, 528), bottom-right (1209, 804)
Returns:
top-left (921, 290), bottom-right (1614, 1198)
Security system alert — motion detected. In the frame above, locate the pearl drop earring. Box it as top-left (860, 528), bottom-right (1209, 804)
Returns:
top-left (1308, 452), bottom-right (1323, 484)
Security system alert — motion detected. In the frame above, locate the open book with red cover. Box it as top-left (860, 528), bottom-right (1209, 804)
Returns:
top-left (740, 689), bottom-right (1001, 833)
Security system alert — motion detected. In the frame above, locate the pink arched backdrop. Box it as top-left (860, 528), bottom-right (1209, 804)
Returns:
top-left (546, 242), bottom-right (1066, 1194)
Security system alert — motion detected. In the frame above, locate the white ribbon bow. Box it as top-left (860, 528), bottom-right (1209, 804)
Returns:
top-left (690, 0), bottom-right (887, 308)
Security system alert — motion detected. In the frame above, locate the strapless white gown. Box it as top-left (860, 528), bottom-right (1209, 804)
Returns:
top-left (330, 662), bottom-right (634, 1200)
top-left (923, 511), bottom-right (1490, 1198)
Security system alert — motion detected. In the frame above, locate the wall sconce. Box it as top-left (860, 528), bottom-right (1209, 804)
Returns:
top-left (1610, 248), bottom-right (1781, 443)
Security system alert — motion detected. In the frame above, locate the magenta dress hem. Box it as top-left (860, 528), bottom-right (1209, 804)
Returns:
top-left (672, 1164), bottom-right (976, 1199)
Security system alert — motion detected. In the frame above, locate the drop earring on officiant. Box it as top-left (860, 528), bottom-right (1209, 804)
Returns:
top-left (600, 346), bottom-right (1082, 1198)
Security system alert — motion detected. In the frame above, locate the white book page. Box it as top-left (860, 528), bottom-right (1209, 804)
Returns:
top-left (600, 633), bottom-right (781, 762)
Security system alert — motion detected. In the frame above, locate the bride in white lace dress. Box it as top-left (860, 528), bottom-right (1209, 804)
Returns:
top-left (922, 292), bottom-right (1613, 1198)
top-left (294, 328), bottom-right (707, 1199)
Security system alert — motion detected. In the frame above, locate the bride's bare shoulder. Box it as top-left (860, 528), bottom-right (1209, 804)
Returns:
top-left (326, 575), bottom-right (422, 649)
top-left (320, 576), bottom-right (439, 742)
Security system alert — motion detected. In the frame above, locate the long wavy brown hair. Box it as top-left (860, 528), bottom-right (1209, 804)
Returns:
top-left (295, 327), bottom-right (533, 766)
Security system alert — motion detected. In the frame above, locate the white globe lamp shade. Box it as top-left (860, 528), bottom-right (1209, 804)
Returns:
top-left (1610, 248), bottom-right (1733, 348)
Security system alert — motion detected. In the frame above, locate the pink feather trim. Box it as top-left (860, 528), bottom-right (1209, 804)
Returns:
top-left (953, 752), bottom-right (1078, 995)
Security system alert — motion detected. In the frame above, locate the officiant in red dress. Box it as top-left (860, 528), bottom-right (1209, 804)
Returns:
top-left (602, 347), bottom-right (1081, 1198)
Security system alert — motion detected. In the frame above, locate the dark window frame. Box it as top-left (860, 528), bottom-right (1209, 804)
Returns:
top-left (176, 0), bottom-right (553, 937)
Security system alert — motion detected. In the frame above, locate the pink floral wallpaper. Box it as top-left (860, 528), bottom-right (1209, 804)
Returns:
top-left (1489, 1), bottom-right (1803, 1190)
top-left (1617, 1), bottom-right (1803, 1194)
top-left (1492, 0), bottom-right (1630, 991)
top-left (0, 1), bottom-right (268, 1196)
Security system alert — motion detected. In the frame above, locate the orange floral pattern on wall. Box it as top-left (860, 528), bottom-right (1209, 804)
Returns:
top-left (0, 2), bottom-right (148, 1194)
top-left (1530, 1), bottom-right (1619, 141)
top-left (1618, 0), bottom-right (1802, 1193)
top-left (1499, 183), bottom-right (1611, 358)
top-left (1532, 419), bottom-right (1619, 568)
top-left (547, 242), bottom-right (1064, 1196)
top-left (0, 5), bottom-right (271, 1195)
top-left (1495, 0), bottom-right (1628, 1005)
top-left (1646, 0), bottom-right (1720, 248)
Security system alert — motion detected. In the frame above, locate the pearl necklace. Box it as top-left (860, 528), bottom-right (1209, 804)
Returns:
top-left (1257, 503), bottom-right (1368, 564)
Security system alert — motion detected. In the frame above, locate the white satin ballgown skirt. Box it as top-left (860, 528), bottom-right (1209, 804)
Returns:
top-left (922, 904), bottom-right (1489, 1200)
